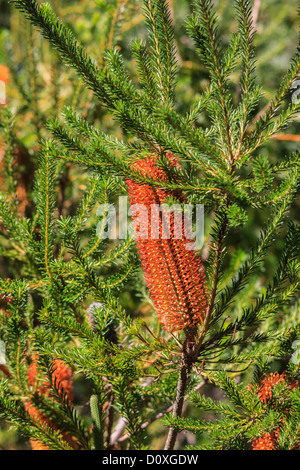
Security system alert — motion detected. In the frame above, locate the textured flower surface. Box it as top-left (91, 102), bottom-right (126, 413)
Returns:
top-left (256, 372), bottom-right (297, 404)
top-left (252, 431), bottom-right (279, 451)
top-left (127, 154), bottom-right (207, 332)
top-left (27, 355), bottom-right (74, 401)
top-left (26, 355), bottom-right (76, 450)
top-left (252, 372), bottom-right (299, 450)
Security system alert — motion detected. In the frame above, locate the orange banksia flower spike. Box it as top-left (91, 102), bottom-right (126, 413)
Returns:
top-left (27, 355), bottom-right (74, 401)
top-left (26, 355), bottom-right (77, 450)
top-left (252, 372), bottom-right (299, 450)
top-left (126, 154), bottom-right (207, 333)
top-left (256, 372), bottom-right (297, 404)
top-left (252, 431), bottom-right (279, 451)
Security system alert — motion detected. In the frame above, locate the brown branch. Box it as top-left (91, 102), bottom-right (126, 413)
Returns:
top-left (246, 102), bottom-right (272, 132)
top-left (0, 365), bottom-right (12, 379)
top-left (109, 416), bottom-right (127, 446)
top-left (104, 387), bottom-right (115, 448)
top-left (271, 134), bottom-right (300, 141)
top-left (114, 380), bottom-right (206, 446)
top-left (164, 364), bottom-right (191, 449)
top-left (252, 0), bottom-right (261, 30)
top-left (164, 335), bottom-right (196, 450)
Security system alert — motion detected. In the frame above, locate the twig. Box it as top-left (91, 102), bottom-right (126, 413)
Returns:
top-left (104, 387), bottom-right (115, 448)
top-left (164, 338), bottom-right (193, 450)
top-left (117, 405), bottom-right (173, 444)
top-left (109, 416), bottom-right (127, 446)
top-left (115, 380), bottom-right (206, 445)
top-left (271, 134), bottom-right (300, 142)
top-left (252, 0), bottom-right (261, 30)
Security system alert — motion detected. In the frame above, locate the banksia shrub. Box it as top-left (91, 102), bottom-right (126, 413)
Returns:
top-left (0, 0), bottom-right (300, 452)
top-left (127, 154), bottom-right (207, 332)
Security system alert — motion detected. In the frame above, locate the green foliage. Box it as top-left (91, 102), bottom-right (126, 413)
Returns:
top-left (0, 0), bottom-right (299, 451)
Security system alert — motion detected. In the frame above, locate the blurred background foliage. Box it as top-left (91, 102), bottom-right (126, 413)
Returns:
top-left (0, 0), bottom-right (299, 449)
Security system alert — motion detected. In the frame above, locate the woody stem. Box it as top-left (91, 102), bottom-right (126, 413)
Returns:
top-left (164, 337), bottom-right (193, 450)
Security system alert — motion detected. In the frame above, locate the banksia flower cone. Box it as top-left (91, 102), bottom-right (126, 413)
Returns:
top-left (126, 154), bottom-right (207, 332)
top-left (26, 355), bottom-right (77, 450)
top-left (256, 372), bottom-right (297, 404)
top-left (252, 372), bottom-right (299, 450)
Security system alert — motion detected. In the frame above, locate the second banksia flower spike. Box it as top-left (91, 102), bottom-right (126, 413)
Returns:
top-left (26, 355), bottom-right (77, 450)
